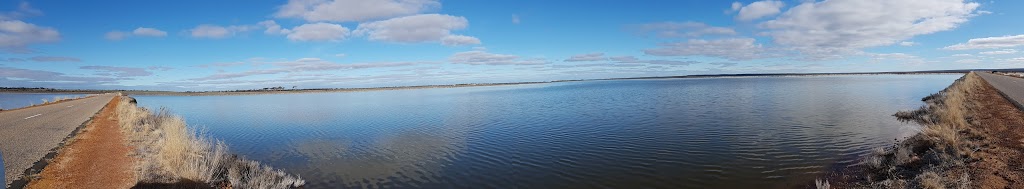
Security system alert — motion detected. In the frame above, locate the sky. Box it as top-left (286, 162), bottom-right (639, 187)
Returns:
top-left (1, 0), bottom-right (1023, 91)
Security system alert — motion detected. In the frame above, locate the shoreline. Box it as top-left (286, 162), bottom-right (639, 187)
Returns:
top-left (22, 95), bottom-right (305, 188)
top-left (1, 72), bottom-right (974, 97)
top-left (823, 72), bottom-right (1024, 188)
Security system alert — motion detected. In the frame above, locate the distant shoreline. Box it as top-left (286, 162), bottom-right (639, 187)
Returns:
top-left (2, 69), bottom-right (1016, 96)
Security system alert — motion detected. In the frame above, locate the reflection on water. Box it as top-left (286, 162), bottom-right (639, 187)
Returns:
top-left (136, 75), bottom-right (959, 188)
top-left (0, 93), bottom-right (87, 110)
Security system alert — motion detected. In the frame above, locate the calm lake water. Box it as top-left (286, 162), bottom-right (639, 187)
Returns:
top-left (136, 75), bottom-right (960, 188)
top-left (0, 93), bottom-right (88, 110)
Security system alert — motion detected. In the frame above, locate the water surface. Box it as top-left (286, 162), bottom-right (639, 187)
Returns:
top-left (136, 75), bottom-right (960, 188)
top-left (0, 93), bottom-right (88, 110)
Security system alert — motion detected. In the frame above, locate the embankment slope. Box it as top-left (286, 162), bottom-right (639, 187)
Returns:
top-left (834, 72), bottom-right (1024, 188)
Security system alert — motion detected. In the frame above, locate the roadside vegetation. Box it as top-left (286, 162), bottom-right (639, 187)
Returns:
top-left (825, 72), bottom-right (1024, 188)
top-left (116, 95), bottom-right (305, 188)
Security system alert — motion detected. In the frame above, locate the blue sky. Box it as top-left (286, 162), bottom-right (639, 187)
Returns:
top-left (1, 0), bottom-right (1023, 91)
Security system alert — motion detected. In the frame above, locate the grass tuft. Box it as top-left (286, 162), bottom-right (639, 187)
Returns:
top-left (855, 73), bottom-right (985, 188)
top-left (116, 95), bottom-right (304, 188)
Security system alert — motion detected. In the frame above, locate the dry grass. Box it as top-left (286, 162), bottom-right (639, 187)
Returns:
top-left (854, 73), bottom-right (986, 188)
top-left (116, 95), bottom-right (305, 188)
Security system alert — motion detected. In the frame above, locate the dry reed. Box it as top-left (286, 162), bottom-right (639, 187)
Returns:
top-left (116, 95), bottom-right (304, 188)
top-left (858, 72), bottom-right (984, 188)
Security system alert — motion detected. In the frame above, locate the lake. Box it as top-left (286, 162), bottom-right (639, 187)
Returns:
top-left (0, 93), bottom-right (88, 110)
top-left (135, 75), bottom-right (960, 188)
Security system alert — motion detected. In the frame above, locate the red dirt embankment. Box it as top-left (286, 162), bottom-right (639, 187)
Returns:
top-left (25, 96), bottom-right (136, 189)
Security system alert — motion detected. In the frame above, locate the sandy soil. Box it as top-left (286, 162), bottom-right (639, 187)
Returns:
top-left (25, 96), bottom-right (136, 189)
top-left (961, 77), bottom-right (1024, 188)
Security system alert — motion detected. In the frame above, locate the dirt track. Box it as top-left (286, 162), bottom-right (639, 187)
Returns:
top-left (26, 96), bottom-right (135, 189)
top-left (0, 93), bottom-right (113, 187)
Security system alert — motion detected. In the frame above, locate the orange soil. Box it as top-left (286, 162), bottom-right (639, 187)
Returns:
top-left (964, 76), bottom-right (1024, 188)
top-left (25, 96), bottom-right (136, 189)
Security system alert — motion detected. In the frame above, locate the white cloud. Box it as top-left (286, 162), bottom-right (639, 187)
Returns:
top-left (0, 2), bottom-right (42, 20)
top-left (335, 53), bottom-right (347, 57)
top-left (761, 0), bottom-right (979, 59)
top-left (449, 50), bottom-right (546, 65)
top-left (643, 38), bottom-right (768, 60)
top-left (132, 27), bottom-right (167, 37)
top-left (731, 2), bottom-right (743, 11)
top-left (899, 41), bottom-right (917, 46)
top-left (286, 23), bottom-right (350, 42)
top-left (955, 58), bottom-right (981, 64)
top-left (1005, 57), bottom-right (1024, 63)
top-left (188, 24), bottom-right (256, 39)
top-left (105, 27), bottom-right (167, 40)
top-left (105, 31), bottom-right (129, 41)
top-left (190, 25), bottom-right (232, 38)
top-left (80, 66), bottom-right (153, 77)
top-left (30, 56), bottom-right (81, 62)
top-left (735, 1), bottom-right (785, 21)
top-left (0, 19), bottom-right (60, 53)
top-left (354, 14), bottom-right (477, 45)
top-left (632, 21), bottom-right (736, 38)
top-left (871, 53), bottom-right (918, 60)
top-left (951, 53), bottom-right (972, 57)
top-left (192, 57), bottom-right (423, 81)
top-left (979, 49), bottom-right (1017, 55)
top-left (440, 35), bottom-right (480, 46)
top-left (565, 53), bottom-right (607, 62)
top-left (258, 20), bottom-right (290, 35)
top-left (274, 0), bottom-right (440, 22)
top-left (945, 34), bottom-right (1024, 50)
top-left (607, 55), bottom-right (699, 65)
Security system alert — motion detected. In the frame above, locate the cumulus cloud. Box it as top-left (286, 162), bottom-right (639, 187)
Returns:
top-left (449, 50), bottom-right (547, 65)
top-left (105, 27), bottom-right (167, 40)
top-left (644, 38), bottom-right (768, 60)
top-left (189, 24), bottom-right (256, 39)
top-left (979, 49), bottom-right (1017, 55)
top-left (287, 23), bottom-right (350, 41)
top-left (899, 41), bottom-right (917, 46)
top-left (258, 20), bottom-right (290, 35)
top-left (565, 53), bottom-right (607, 62)
top-left (104, 31), bottom-right (129, 40)
top-left (275, 0), bottom-right (440, 22)
top-left (760, 0), bottom-right (980, 59)
top-left (0, 2), bottom-right (42, 20)
top-left (354, 14), bottom-right (478, 45)
top-left (944, 34), bottom-right (1024, 50)
top-left (734, 1), bottom-right (785, 21)
top-left (190, 25), bottom-right (232, 38)
top-left (440, 35), bottom-right (480, 46)
top-left (631, 21), bottom-right (736, 38)
top-left (80, 66), bottom-right (153, 77)
top-left (0, 19), bottom-right (60, 53)
top-left (869, 53), bottom-right (926, 64)
top-left (132, 27), bottom-right (167, 37)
